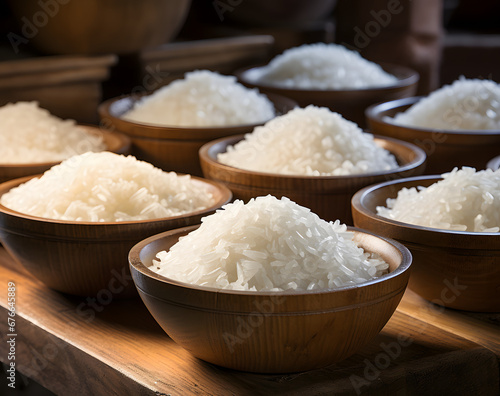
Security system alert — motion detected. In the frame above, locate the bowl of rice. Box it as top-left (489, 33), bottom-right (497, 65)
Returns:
top-left (236, 43), bottom-right (419, 127)
top-left (366, 78), bottom-right (500, 174)
top-left (0, 102), bottom-right (131, 183)
top-left (99, 70), bottom-right (297, 177)
top-left (199, 105), bottom-right (426, 224)
top-left (352, 167), bottom-right (500, 312)
top-left (0, 152), bottom-right (232, 297)
top-left (129, 195), bottom-right (412, 373)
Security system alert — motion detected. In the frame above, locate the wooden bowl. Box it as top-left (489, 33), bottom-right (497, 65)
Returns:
top-left (98, 93), bottom-right (297, 177)
top-left (8, 0), bottom-right (192, 55)
top-left (0, 176), bottom-right (231, 297)
top-left (199, 135), bottom-right (426, 225)
top-left (0, 125), bottom-right (131, 184)
top-left (235, 63), bottom-right (419, 127)
top-left (366, 97), bottom-right (500, 174)
top-left (129, 224), bottom-right (412, 373)
top-left (351, 176), bottom-right (500, 312)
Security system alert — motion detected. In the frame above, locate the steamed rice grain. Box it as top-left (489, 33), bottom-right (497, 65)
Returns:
top-left (391, 78), bottom-right (500, 130)
top-left (217, 105), bottom-right (398, 176)
top-left (0, 101), bottom-right (105, 164)
top-left (377, 167), bottom-right (500, 232)
top-left (251, 43), bottom-right (398, 90)
top-left (0, 152), bottom-right (215, 222)
top-left (152, 195), bottom-right (389, 291)
top-left (123, 70), bottom-right (276, 127)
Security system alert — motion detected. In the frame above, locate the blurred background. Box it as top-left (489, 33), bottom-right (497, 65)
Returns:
top-left (0, 0), bottom-right (499, 124)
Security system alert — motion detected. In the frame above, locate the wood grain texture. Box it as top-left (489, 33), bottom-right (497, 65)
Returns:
top-left (0, 254), bottom-right (498, 395)
top-left (0, 178), bottom-right (231, 297)
top-left (399, 290), bottom-right (500, 356)
top-left (351, 176), bottom-right (500, 312)
top-left (199, 135), bottom-right (426, 225)
top-left (366, 97), bottom-right (500, 174)
top-left (236, 63), bottom-right (419, 128)
top-left (98, 94), bottom-right (297, 177)
top-left (129, 225), bottom-right (412, 373)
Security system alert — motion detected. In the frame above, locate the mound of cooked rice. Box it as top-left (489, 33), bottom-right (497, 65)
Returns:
top-left (152, 195), bottom-right (389, 291)
top-left (377, 167), bottom-right (500, 232)
top-left (391, 78), bottom-right (500, 130)
top-left (0, 152), bottom-right (215, 222)
top-left (123, 70), bottom-right (276, 127)
top-left (0, 101), bottom-right (105, 164)
top-left (217, 105), bottom-right (398, 176)
top-left (251, 43), bottom-right (398, 90)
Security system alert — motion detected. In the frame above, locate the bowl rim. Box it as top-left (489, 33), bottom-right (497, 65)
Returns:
top-left (235, 62), bottom-right (420, 93)
top-left (129, 224), bottom-right (412, 297)
top-left (352, 174), bottom-right (500, 238)
top-left (199, 134), bottom-right (427, 181)
top-left (0, 125), bottom-right (131, 168)
top-left (0, 174), bottom-right (232, 227)
top-left (98, 92), bottom-right (298, 132)
top-left (366, 96), bottom-right (500, 136)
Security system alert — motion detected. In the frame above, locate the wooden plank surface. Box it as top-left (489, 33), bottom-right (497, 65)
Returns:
top-left (0, 248), bottom-right (498, 396)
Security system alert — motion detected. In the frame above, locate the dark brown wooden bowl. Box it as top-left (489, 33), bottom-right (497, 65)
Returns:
top-left (351, 176), bottom-right (500, 312)
top-left (129, 224), bottom-right (412, 373)
top-left (8, 0), bottom-right (192, 55)
top-left (98, 93), bottom-right (297, 177)
top-left (0, 125), bottom-right (131, 184)
top-left (0, 176), bottom-right (231, 297)
top-left (235, 63), bottom-right (419, 127)
top-left (366, 97), bottom-right (500, 174)
top-left (199, 135), bottom-right (426, 225)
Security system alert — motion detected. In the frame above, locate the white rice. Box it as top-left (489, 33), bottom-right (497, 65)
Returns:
top-left (377, 167), bottom-right (500, 232)
top-left (123, 70), bottom-right (276, 127)
top-left (0, 101), bottom-right (105, 164)
top-left (0, 152), bottom-right (215, 222)
top-left (251, 43), bottom-right (398, 90)
top-left (391, 78), bottom-right (500, 130)
top-left (152, 195), bottom-right (389, 292)
top-left (217, 105), bottom-right (398, 176)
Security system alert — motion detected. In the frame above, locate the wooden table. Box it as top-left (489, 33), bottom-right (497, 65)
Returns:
top-left (0, 247), bottom-right (499, 396)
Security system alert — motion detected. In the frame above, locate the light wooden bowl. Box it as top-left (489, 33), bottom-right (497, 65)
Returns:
top-left (129, 224), bottom-right (412, 373)
top-left (0, 176), bottom-right (231, 297)
top-left (98, 93), bottom-right (297, 177)
top-left (366, 97), bottom-right (500, 174)
top-left (8, 0), bottom-right (192, 55)
top-left (351, 176), bottom-right (500, 312)
top-left (199, 135), bottom-right (426, 225)
top-left (236, 63), bottom-right (419, 127)
top-left (0, 125), bottom-right (131, 184)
